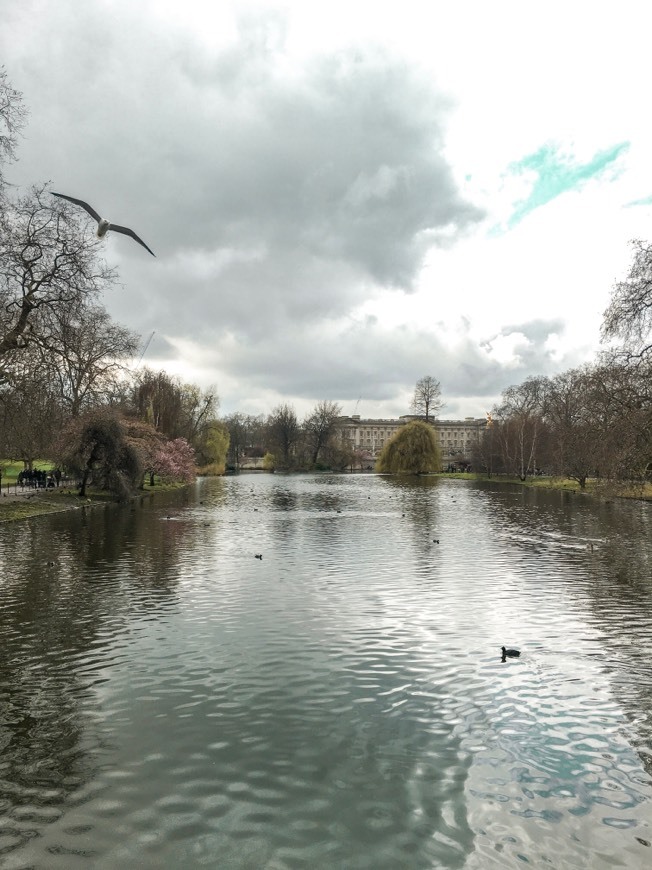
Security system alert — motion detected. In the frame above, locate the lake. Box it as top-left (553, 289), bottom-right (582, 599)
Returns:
top-left (1, 473), bottom-right (651, 868)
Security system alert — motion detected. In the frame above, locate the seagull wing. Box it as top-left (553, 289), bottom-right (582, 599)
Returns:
top-left (51, 192), bottom-right (102, 223)
top-left (109, 224), bottom-right (156, 257)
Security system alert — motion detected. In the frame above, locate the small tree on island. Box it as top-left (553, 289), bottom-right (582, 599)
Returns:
top-left (376, 420), bottom-right (441, 474)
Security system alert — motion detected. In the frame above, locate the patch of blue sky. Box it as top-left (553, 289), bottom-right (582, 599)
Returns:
top-left (624, 194), bottom-right (652, 207)
top-left (505, 141), bottom-right (629, 229)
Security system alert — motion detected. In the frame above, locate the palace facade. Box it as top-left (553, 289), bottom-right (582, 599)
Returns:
top-left (337, 415), bottom-right (486, 468)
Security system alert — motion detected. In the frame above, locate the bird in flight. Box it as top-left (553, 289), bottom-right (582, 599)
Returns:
top-left (51, 192), bottom-right (155, 256)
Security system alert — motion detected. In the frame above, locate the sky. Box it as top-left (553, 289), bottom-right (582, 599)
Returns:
top-left (3, 0), bottom-right (652, 421)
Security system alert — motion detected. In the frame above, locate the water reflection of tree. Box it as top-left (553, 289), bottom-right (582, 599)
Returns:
top-left (0, 491), bottom-right (195, 855)
top-left (0, 523), bottom-right (105, 852)
top-left (584, 510), bottom-right (652, 780)
top-left (270, 483), bottom-right (299, 512)
top-left (380, 476), bottom-right (441, 565)
top-left (70, 491), bottom-right (194, 589)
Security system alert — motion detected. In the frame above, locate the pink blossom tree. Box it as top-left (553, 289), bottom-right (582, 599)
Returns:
top-left (152, 437), bottom-right (196, 483)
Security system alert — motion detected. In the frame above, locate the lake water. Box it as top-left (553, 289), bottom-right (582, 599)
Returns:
top-left (1, 474), bottom-right (651, 868)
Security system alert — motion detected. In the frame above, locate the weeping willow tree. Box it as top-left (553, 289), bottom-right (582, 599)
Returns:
top-left (376, 420), bottom-right (441, 474)
top-left (61, 411), bottom-right (143, 501)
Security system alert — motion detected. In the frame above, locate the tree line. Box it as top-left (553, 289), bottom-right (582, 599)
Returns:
top-left (0, 69), bottom-right (227, 498)
top-left (475, 251), bottom-right (652, 489)
top-left (223, 400), bottom-right (348, 472)
top-left (223, 376), bottom-right (444, 473)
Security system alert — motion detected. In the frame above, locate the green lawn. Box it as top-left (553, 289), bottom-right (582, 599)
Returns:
top-left (0, 459), bottom-right (55, 486)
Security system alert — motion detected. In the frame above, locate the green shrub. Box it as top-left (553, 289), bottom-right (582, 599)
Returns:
top-left (376, 421), bottom-right (441, 474)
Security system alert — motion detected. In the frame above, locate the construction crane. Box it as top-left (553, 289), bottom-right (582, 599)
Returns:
top-left (135, 330), bottom-right (155, 368)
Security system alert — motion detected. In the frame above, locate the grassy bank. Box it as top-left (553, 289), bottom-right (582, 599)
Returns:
top-left (0, 459), bottom-right (54, 485)
top-left (0, 479), bottom-right (189, 524)
top-left (438, 472), bottom-right (652, 500)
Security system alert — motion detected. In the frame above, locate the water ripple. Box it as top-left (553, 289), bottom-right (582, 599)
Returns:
top-left (0, 476), bottom-right (651, 867)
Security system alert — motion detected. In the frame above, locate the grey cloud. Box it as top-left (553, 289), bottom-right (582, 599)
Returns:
top-left (124, 304), bottom-right (581, 418)
top-left (5, 6), bottom-right (483, 313)
top-left (213, 315), bottom-right (575, 410)
top-left (479, 318), bottom-right (566, 372)
top-left (4, 2), bottom-right (545, 421)
top-left (497, 319), bottom-right (566, 343)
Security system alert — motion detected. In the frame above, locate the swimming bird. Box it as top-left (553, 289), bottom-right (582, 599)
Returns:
top-left (255, 554), bottom-right (263, 560)
top-left (501, 646), bottom-right (520, 658)
top-left (51, 192), bottom-right (155, 256)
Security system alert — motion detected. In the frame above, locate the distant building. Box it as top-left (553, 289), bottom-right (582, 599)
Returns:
top-left (337, 415), bottom-right (486, 469)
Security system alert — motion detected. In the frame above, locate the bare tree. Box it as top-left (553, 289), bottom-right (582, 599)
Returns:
top-left (179, 383), bottom-right (220, 443)
top-left (0, 350), bottom-right (64, 468)
top-left (132, 369), bottom-right (184, 435)
top-left (545, 367), bottom-right (604, 488)
top-left (0, 66), bottom-right (27, 191)
top-left (131, 369), bottom-right (219, 446)
top-left (123, 417), bottom-right (166, 487)
top-left (589, 361), bottom-right (652, 483)
top-left (0, 184), bottom-right (116, 367)
top-left (602, 239), bottom-right (652, 360)
top-left (38, 303), bottom-right (139, 416)
top-left (224, 412), bottom-right (264, 469)
top-left (493, 377), bottom-right (548, 480)
top-left (267, 403), bottom-right (300, 468)
top-left (598, 239), bottom-right (652, 484)
top-left (412, 375), bottom-right (442, 422)
top-left (303, 400), bottom-right (342, 467)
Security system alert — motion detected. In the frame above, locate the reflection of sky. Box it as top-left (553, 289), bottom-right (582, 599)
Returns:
top-left (2, 475), bottom-right (652, 866)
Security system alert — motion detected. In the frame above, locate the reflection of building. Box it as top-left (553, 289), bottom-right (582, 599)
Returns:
top-left (337, 415), bottom-right (485, 468)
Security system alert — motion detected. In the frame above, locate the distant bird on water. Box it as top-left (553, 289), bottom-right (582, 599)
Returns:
top-left (51, 192), bottom-right (155, 256)
top-left (501, 646), bottom-right (521, 659)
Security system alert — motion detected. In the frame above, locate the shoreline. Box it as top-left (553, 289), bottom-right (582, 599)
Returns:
top-left (445, 472), bottom-right (652, 501)
top-left (1, 473), bottom-right (650, 525)
top-left (0, 486), bottom-right (126, 523)
top-left (0, 482), bottom-right (186, 524)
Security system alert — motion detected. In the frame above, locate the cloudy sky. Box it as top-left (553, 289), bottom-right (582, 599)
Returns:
top-left (3, 0), bottom-right (652, 420)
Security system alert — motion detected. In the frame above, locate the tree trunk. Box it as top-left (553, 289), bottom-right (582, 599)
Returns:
top-left (79, 468), bottom-right (89, 497)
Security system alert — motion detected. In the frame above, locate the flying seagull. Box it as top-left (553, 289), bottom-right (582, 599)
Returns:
top-left (51, 192), bottom-right (155, 256)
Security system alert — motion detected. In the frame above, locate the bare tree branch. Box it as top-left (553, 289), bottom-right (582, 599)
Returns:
top-left (411, 375), bottom-right (442, 423)
top-left (602, 239), bottom-right (652, 359)
top-left (0, 184), bottom-right (116, 365)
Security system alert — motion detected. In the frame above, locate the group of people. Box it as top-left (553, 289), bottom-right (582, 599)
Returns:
top-left (17, 468), bottom-right (62, 489)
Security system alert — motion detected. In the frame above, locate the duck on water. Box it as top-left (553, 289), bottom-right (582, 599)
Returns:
top-left (501, 646), bottom-right (521, 662)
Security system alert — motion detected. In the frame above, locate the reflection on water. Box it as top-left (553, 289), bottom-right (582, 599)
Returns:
top-left (0, 475), bottom-right (651, 868)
